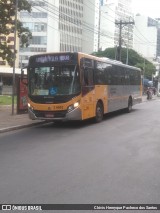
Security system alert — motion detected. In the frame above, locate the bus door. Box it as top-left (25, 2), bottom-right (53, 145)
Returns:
top-left (94, 61), bottom-right (109, 114)
top-left (80, 58), bottom-right (95, 120)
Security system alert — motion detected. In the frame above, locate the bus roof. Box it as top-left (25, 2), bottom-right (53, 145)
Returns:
top-left (29, 52), bottom-right (141, 72)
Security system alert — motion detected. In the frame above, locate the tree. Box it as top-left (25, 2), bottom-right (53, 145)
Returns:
top-left (92, 48), bottom-right (156, 80)
top-left (0, 0), bottom-right (32, 66)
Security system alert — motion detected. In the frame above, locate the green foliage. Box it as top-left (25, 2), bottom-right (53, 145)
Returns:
top-left (0, 0), bottom-right (32, 66)
top-left (92, 48), bottom-right (156, 80)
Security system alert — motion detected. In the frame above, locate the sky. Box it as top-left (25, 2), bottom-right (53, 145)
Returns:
top-left (132, 0), bottom-right (160, 18)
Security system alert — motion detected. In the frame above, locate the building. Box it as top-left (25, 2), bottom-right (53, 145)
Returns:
top-left (99, 0), bottom-right (134, 51)
top-left (19, 0), bottom-right (100, 67)
top-left (99, 0), bottom-right (116, 50)
top-left (133, 14), bottom-right (158, 61)
top-left (19, 0), bottom-right (53, 67)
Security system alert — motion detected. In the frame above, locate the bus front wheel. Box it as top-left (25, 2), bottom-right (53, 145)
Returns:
top-left (95, 102), bottom-right (104, 123)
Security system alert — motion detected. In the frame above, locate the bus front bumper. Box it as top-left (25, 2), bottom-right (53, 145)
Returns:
top-left (28, 107), bottom-right (82, 121)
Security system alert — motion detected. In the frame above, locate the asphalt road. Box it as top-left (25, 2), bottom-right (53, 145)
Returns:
top-left (0, 99), bottom-right (160, 212)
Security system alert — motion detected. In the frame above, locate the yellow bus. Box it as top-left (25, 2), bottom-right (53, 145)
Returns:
top-left (25, 52), bottom-right (142, 123)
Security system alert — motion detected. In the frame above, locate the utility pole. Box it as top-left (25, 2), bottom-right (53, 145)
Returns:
top-left (12, 0), bottom-right (18, 115)
top-left (115, 20), bottom-right (134, 61)
top-left (98, 1), bottom-right (101, 51)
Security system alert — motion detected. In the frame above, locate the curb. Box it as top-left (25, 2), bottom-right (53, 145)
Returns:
top-left (0, 121), bottom-right (49, 134)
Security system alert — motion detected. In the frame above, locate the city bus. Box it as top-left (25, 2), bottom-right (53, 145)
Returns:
top-left (23, 52), bottom-right (142, 123)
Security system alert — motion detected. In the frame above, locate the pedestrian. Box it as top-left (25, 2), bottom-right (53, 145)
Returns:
top-left (146, 87), bottom-right (152, 100)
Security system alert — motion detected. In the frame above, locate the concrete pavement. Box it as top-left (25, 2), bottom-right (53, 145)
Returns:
top-left (0, 95), bottom-right (159, 133)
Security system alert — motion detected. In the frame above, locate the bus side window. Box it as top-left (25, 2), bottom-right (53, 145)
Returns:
top-left (108, 68), bottom-right (112, 85)
top-left (125, 69), bottom-right (130, 85)
top-left (130, 69), bottom-right (135, 85)
top-left (114, 66), bottom-right (118, 85)
top-left (84, 68), bottom-right (93, 86)
top-left (95, 61), bottom-right (105, 85)
top-left (111, 66), bottom-right (116, 85)
top-left (104, 63), bottom-right (112, 85)
top-left (80, 57), bottom-right (94, 86)
top-left (120, 68), bottom-right (125, 85)
top-left (136, 71), bottom-right (141, 85)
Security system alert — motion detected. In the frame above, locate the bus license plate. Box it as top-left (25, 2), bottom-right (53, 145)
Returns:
top-left (45, 113), bottom-right (54, 118)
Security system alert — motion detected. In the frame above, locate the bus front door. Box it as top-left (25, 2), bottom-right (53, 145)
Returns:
top-left (81, 59), bottom-right (95, 120)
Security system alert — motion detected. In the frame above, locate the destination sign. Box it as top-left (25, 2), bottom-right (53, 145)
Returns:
top-left (35, 54), bottom-right (71, 63)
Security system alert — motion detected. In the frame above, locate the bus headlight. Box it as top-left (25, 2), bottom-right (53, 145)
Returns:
top-left (67, 102), bottom-right (79, 112)
top-left (74, 102), bottom-right (79, 108)
top-left (28, 103), bottom-right (34, 111)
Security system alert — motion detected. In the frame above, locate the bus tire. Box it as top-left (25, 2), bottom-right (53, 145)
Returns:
top-left (126, 98), bottom-right (132, 113)
top-left (95, 101), bottom-right (104, 123)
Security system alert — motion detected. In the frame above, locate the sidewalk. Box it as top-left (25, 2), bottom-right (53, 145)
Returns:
top-left (0, 105), bottom-right (46, 133)
top-left (142, 94), bottom-right (159, 102)
top-left (0, 95), bottom-right (159, 133)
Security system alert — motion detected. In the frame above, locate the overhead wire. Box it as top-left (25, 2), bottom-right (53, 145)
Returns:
top-left (31, 2), bottom-right (115, 41)
top-left (35, 0), bottom-right (153, 47)
top-left (20, 9), bottom-right (102, 50)
top-left (42, 0), bottom-right (115, 38)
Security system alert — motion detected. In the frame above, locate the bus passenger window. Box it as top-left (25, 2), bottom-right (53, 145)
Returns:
top-left (95, 62), bottom-right (105, 85)
top-left (83, 68), bottom-right (93, 86)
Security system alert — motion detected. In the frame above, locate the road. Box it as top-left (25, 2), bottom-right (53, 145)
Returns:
top-left (0, 99), bottom-right (160, 212)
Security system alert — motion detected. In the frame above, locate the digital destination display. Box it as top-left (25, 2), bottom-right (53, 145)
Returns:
top-left (35, 55), bottom-right (71, 63)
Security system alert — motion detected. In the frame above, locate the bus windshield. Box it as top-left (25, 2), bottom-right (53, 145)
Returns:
top-left (28, 65), bottom-right (80, 96)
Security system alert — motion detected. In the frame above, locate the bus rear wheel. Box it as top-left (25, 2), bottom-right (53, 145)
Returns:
top-left (95, 102), bottom-right (104, 123)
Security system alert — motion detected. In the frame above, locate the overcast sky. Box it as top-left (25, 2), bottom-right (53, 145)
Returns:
top-left (132, 0), bottom-right (160, 18)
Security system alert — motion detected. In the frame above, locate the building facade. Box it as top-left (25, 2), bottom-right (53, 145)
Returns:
top-left (20, 0), bottom-right (55, 67)
top-left (19, 0), bottom-right (100, 67)
top-left (133, 14), bottom-right (158, 61)
top-left (99, 0), bottom-right (134, 51)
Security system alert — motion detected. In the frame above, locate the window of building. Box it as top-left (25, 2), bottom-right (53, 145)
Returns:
top-left (28, 0), bottom-right (46, 6)
top-left (7, 37), bottom-right (14, 42)
top-left (30, 36), bottom-right (47, 45)
top-left (0, 61), bottom-right (6, 65)
top-left (8, 45), bottom-right (14, 49)
top-left (0, 36), bottom-right (6, 42)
